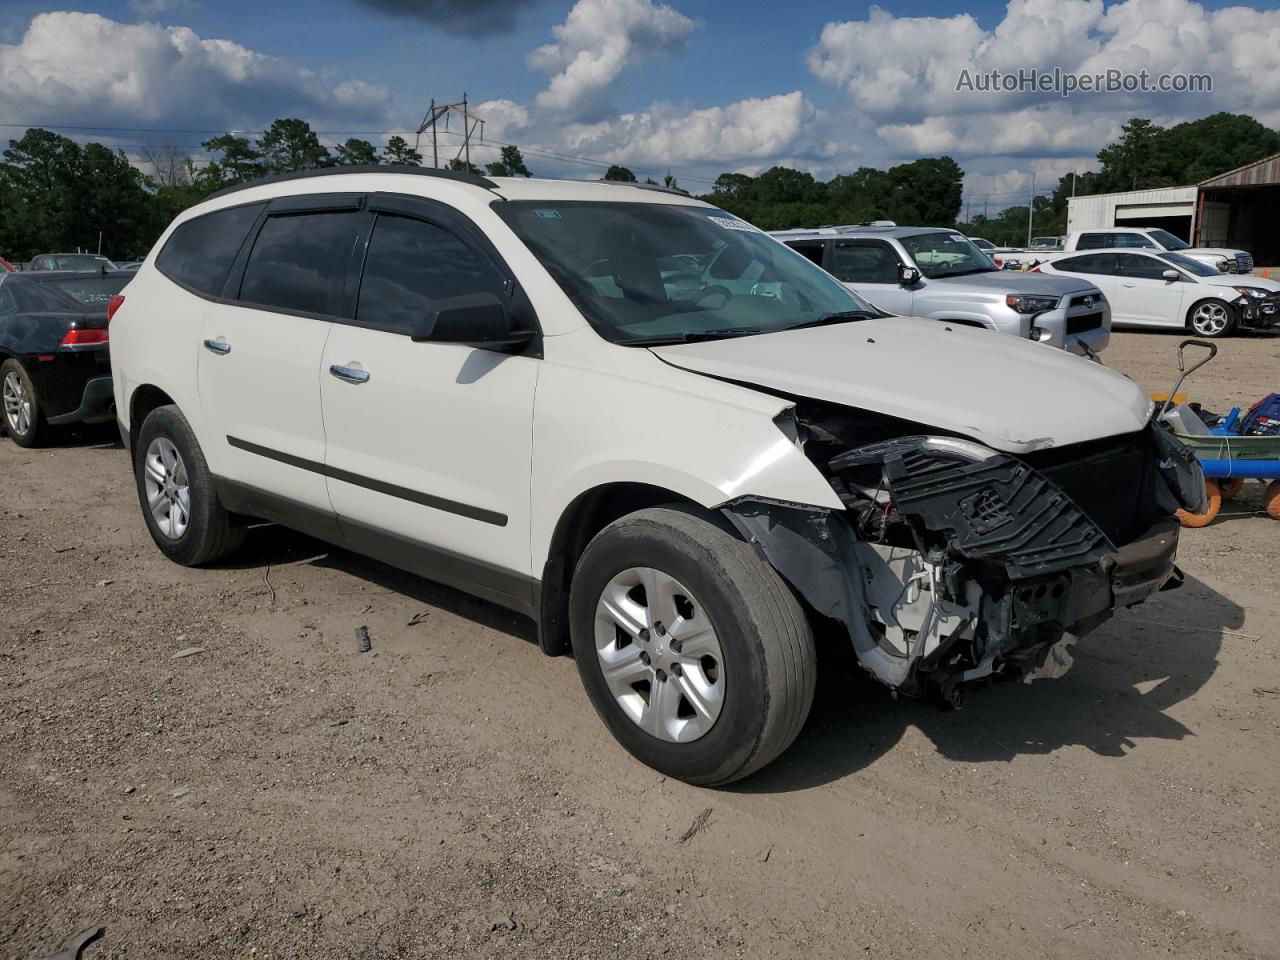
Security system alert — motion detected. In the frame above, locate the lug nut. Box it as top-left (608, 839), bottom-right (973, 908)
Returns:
top-left (638, 628), bottom-right (650, 642)
top-left (639, 651), bottom-right (651, 665)
top-left (655, 621), bottom-right (666, 636)
top-left (655, 669), bottom-right (667, 683)
top-left (670, 662), bottom-right (683, 677)
top-left (669, 638), bottom-right (682, 653)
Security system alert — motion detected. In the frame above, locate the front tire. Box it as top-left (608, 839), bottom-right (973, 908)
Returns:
top-left (569, 507), bottom-right (816, 786)
top-left (134, 405), bottom-right (245, 566)
top-left (1187, 299), bottom-right (1237, 338)
top-left (2, 359), bottom-right (48, 448)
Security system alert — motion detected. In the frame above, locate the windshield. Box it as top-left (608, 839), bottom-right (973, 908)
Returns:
top-left (35, 254), bottom-right (119, 271)
top-left (492, 200), bottom-right (879, 344)
top-left (900, 232), bottom-right (997, 279)
top-left (1158, 251), bottom-right (1219, 277)
top-left (41, 275), bottom-right (129, 306)
top-left (1148, 229), bottom-right (1190, 251)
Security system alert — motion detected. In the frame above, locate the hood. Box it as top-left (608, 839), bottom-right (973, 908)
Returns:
top-left (1197, 273), bottom-right (1280, 293)
top-left (651, 317), bottom-right (1152, 455)
top-left (1187, 247), bottom-right (1248, 259)
top-left (930, 270), bottom-right (1096, 296)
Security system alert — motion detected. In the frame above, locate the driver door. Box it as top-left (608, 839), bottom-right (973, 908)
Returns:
top-left (826, 240), bottom-right (913, 315)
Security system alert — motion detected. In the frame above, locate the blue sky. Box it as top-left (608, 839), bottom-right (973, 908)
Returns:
top-left (3, 0), bottom-right (1278, 205)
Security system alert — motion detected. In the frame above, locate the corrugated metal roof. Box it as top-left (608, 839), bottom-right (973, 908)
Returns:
top-left (1199, 153), bottom-right (1280, 188)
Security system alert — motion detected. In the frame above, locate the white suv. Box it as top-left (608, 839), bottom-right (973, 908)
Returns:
top-left (110, 168), bottom-right (1203, 785)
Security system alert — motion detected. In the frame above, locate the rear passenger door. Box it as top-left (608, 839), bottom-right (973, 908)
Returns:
top-left (319, 194), bottom-right (539, 602)
top-left (197, 194), bottom-right (365, 514)
top-left (826, 240), bottom-right (913, 316)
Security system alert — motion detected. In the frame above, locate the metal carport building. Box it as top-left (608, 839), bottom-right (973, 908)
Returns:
top-left (1194, 153), bottom-right (1280, 267)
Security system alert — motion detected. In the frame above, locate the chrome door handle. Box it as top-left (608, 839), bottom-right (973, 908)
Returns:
top-left (203, 338), bottom-right (231, 355)
top-left (329, 364), bottom-right (370, 384)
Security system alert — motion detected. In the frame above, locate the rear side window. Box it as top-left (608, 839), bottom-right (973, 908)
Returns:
top-left (239, 211), bottom-right (362, 316)
top-left (1055, 253), bottom-right (1116, 275)
top-left (355, 214), bottom-right (506, 333)
top-left (829, 240), bottom-right (901, 284)
top-left (157, 202), bottom-right (264, 297)
top-left (784, 241), bottom-right (826, 267)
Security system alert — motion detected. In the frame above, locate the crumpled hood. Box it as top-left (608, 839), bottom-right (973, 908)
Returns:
top-left (651, 317), bottom-right (1152, 455)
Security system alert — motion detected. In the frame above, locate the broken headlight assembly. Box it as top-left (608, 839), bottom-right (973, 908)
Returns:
top-left (730, 401), bottom-right (1199, 704)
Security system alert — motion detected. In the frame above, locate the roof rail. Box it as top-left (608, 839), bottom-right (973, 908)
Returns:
top-left (202, 164), bottom-right (497, 201)
top-left (589, 179), bottom-right (692, 197)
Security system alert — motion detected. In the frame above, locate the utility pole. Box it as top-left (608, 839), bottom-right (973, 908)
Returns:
top-left (1026, 171), bottom-right (1036, 247)
top-left (414, 93), bottom-right (485, 169)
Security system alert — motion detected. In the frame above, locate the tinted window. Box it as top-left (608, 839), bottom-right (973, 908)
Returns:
top-left (158, 202), bottom-right (264, 297)
top-left (43, 275), bottom-right (130, 305)
top-left (1116, 254), bottom-right (1173, 280)
top-left (784, 241), bottom-right (826, 267)
top-left (830, 240), bottom-right (901, 284)
top-left (1054, 253), bottom-right (1117, 275)
top-left (355, 215), bottom-right (506, 334)
top-left (240, 211), bottom-right (361, 315)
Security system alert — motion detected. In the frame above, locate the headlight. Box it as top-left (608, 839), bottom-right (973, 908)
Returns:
top-left (1005, 293), bottom-right (1060, 314)
top-left (1232, 286), bottom-right (1270, 299)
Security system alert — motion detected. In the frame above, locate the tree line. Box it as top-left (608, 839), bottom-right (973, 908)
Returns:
top-left (3, 111), bottom-right (1277, 262)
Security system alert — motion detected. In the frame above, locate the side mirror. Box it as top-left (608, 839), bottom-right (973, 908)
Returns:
top-left (409, 292), bottom-right (535, 352)
top-left (898, 264), bottom-right (921, 286)
top-left (1161, 269), bottom-right (1181, 282)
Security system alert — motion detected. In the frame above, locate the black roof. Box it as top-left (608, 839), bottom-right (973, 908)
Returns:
top-left (203, 164), bottom-right (497, 201)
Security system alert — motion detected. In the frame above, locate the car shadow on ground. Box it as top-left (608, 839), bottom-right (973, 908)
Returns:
top-left (216, 525), bottom-right (1242, 794)
top-left (734, 571), bottom-right (1242, 793)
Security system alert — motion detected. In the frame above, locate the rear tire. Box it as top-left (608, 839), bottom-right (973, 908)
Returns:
top-left (1187, 299), bottom-right (1237, 338)
top-left (134, 405), bottom-right (245, 566)
top-left (569, 506), bottom-right (816, 786)
top-left (2, 359), bottom-right (48, 448)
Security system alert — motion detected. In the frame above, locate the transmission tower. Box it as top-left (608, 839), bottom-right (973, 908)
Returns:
top-left (415, 93), bottom-right (485, 170)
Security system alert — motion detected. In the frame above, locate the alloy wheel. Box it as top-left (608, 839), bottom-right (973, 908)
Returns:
top-left (143, 436), bottom-right (192, 539)
top-left (2, 371), bottom-right (31, 437)
top-left (594, 566), bottom-right (726, 743)
top-left (1192, 302), bottom-right (1229, 336)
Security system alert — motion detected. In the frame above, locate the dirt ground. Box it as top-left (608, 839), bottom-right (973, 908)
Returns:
top-left (3, 329), bottom-right (1278, 960)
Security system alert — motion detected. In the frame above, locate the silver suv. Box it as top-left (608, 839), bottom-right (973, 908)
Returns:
top-left (772, 226), bottom-right (1111, 356)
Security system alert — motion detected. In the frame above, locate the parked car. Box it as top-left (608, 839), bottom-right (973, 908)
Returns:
top-left (1062, 228), bottom-right (1251, 274)
top-left (771, 225), bottom-right (1110, 355)
top-left (110, 168), bottom-right (1203, 785)
top-left (1030, 236), bottom-right (1064, 250)
top-left (0, 271), bottom-right (129, 446)
top-left (29, 253), bottom-right (119, 272)
top-left (1035, 249), bottom-right (1280, 337)
top-left (968, 237), bottom-right (997, 252)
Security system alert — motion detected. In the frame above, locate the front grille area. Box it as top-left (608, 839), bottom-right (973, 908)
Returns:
top-left (1022, 432), bottom-right (1157, 547)
top-left (1066, 311), bottom-right (1103, 334)
top-left (1068, 294), bottom-right (1102, 309)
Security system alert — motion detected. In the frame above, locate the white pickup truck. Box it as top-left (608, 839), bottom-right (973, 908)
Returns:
top-left (999, 227), bottom-right (1253, 275)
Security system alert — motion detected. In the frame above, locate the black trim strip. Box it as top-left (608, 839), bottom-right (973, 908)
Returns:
top-left (226, 435), bottom-right (508, 527)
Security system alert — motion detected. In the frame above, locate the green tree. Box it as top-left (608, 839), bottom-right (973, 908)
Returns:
top-left (382, 136), bottom-right (422, 166)
top-left (334, 138), bottom-right (379, 166)
top-left (0, 129), bottom-right (82, 257)
top-left (485, 145), bottom-right (531, 177)
top-left (446, 157), bottom-right (483, 175)
top-left (1094, 118), bottom-right (1167, 192)
top-left (193, 134), bottom-right (265, 191)
top-left (604, 164), bottom-right (637, 182)
top-left (258, 118), bottom-right (330, 173)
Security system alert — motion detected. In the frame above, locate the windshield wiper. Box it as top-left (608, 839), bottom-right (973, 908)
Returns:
top-left (621, 328), bottom-right (770, 346)
top-left (783, 309), bottom-right (879, 331)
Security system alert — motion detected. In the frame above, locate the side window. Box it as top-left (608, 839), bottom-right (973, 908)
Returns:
top-left (1115, 232), bottom-right (1156, 249)
top-left (239, 211), bottom-right (362, 316)
top-left (1075, 233), bottom-right (1108, 250)
top-left (157, 202), bottom-right (265, 297)
top-left (829, 241), bottom-right (901, 284)
top-left (1055, 253), bottom-right (1115, 275)
top-left (784, 241), bottom-right (826, 267)
top-left (1115, 254), bottom-right (1170, 279)
top-left (355, 214), bottom-right (507, 334)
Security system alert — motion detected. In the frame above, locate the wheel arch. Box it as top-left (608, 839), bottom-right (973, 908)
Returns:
top-left (1185, 295), bottom-right (1235, 331)
top-left (127, 383), bottom-right (177, 456)
top-left (536, 481), bottom-right (714, 657)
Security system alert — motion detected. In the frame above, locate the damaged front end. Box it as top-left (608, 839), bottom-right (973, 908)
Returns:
top-left (722, 402), bottom-right (1204, 703)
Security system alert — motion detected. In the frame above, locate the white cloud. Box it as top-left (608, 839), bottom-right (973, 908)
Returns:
top-left (0, 12), bottom-right (391, 131)
top-left (530, 0), bottom-right (696, 119)
top-left (809, 0), bottom-right (1280, 159)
